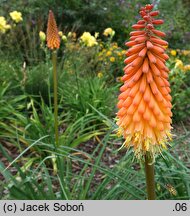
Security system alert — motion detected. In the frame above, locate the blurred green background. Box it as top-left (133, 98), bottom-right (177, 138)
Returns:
top-left (1, 0), bottom-right (190, 48)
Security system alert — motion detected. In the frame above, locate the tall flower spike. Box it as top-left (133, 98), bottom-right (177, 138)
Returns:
top-left (117, 4), bottom-right (172, 158)
top-left (47, 10), bottom-right (60, 50)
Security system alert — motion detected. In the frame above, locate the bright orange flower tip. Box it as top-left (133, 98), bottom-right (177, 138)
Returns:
top-left (46, 10), bottom-right (60, 50)
top-left (116, 4), bottom-right (172, 158)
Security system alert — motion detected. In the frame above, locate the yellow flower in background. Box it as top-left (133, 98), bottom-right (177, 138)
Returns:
top-left (39, 31), bottom-right (46, 42)
top-left (170, 50), bottom-right (177, 56)
top-left (9, 11), bottom-right (23, 23)
top-left (95, 32), bottom-right (99, 39)
top-left (121, 50), bottom-right (126, 55)
top-left (181, 50), bottom-right (190, 56)
top-left (103, 28), bottom-right (115, 37)
top-left (68, 32), bottom-right (72, 37)
top-left (68, 32), bottom-right (76, 39)
top-left (184, 64), bottom-right (190, 71)
top-left (175, 59), bottom-right (184, 69)
top-left (110, 57), bottom-right (115, 62)
top-left (112, 44), bottom-right (118, 49)
top-left (97, 72), bottom-right (103, 78)
top-left (106, 51), bottom-right (112, 56)
top-left (62, 35), bottom-right (67, 43)
top-left (80, 32), bottom-right (98, 47)
top-left (72, 32), bottom-right (76, 39)
top-left (117, 51), bottom-right (122, 57)
top-left (0, 16), bottom-right (11, 33)
top-left (58, 31), bottom-right (63, 37)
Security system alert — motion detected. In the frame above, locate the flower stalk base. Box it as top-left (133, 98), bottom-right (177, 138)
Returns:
top-left (52, 51), bottom-right (59, 147)
top-left (145, 152), bottom-right (156, 200)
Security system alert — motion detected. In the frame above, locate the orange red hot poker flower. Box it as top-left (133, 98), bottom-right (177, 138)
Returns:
top-left (116, 4), bottom-right (172, 157)
top-left (47, 10), bottom-right (60, 50)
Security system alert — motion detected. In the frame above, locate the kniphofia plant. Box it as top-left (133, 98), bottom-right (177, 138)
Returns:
top-left (116, 4), bottom-right (172, 199)
top-left (46, 10), bottom-right (60, 147)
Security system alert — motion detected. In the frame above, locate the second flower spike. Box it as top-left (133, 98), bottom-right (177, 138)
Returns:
top-left (46, 10), bottom-right (60, 50)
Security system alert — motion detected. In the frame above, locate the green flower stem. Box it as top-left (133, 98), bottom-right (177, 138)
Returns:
top-left (52, 50), bottom-right (59, 147)
top-left (145, 153), bottom-right (156, 200)
top-left (46, 49), bottom-right (52, 109)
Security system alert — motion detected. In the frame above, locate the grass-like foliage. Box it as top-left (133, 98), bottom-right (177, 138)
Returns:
top-left (1, 124), bottom-right (190, 200)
